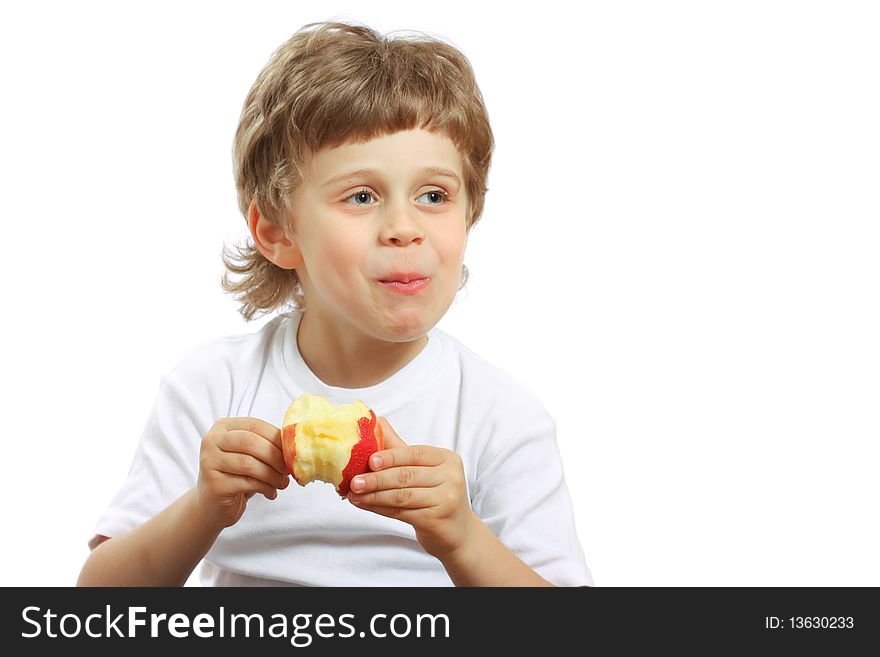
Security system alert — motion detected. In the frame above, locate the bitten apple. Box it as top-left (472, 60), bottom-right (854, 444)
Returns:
top-left (281, 392), bottom-right (385, 497)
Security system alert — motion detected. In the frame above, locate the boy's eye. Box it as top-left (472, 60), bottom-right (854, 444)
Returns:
top-left (346, 190), bottom-right (376, 206)
top-left (418, 190), bottom-right (450, 205)
top-left (343, 189), bottom-right (450, 207)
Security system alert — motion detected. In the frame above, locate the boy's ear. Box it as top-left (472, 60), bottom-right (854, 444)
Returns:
top-left (247, 199), bottom-right (304, 270)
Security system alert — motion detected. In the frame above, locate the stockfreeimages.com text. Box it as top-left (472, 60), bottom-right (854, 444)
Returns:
top-left (21, 605), bottom-right (450, 646)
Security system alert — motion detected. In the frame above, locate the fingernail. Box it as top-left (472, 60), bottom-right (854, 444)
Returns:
top-left (370, 454), bottom-right (383, 469)
top-left (351, 476), bottom-right (365, 491)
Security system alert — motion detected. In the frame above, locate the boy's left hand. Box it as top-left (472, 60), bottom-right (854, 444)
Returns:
top-left (347, 417), bottom-right (476, 561)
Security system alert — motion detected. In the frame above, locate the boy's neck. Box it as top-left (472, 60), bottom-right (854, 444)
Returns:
top-left (296, 310), bottom-right (428, 389)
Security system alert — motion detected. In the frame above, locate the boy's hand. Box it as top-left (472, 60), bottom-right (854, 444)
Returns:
top-left (346, 417), bottom-right (477, 561)
top-left (196, 417), bottom-right (290, 530)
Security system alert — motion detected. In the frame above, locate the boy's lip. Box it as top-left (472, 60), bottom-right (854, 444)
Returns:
top-left (376, 273), bottom-right (430, 295)
top-left (377, 272), bottom-right (429, 284)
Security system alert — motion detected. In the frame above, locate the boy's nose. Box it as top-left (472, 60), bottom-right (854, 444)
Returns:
top-left (380, 203), bottom-right (425, 246)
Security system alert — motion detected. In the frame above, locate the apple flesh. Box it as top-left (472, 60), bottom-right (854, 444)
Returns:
top-left (281, 392), bottom-right (385, 497)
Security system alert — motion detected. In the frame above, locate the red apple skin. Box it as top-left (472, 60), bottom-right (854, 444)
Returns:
top-left (281, 423), bottom-right (299, 484)
top-left (281, 409), bottom-right (385, 497)
top-left (338, 410), bottom-right (384, 497)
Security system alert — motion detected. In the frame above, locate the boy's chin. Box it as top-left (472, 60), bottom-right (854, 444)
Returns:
top-left (379, 323), bottom-right (433, 344)
top-left (376, 311), bottom-right (439, 343)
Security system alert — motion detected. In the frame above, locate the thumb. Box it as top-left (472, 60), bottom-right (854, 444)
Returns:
top-left (377, 416), bottom-right (407, 449)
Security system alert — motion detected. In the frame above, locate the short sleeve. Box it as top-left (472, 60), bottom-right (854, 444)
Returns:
top-left (471, 401), bottom-right (593, 586)
top-left (89, 372), bottom-right (212, 546)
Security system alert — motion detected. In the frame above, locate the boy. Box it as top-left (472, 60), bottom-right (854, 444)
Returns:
top-left (79, 20), bottom-right (593, 587)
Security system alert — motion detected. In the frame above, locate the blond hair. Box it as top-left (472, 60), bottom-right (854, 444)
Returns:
top-left (222, 20), bottom-right (494, 321)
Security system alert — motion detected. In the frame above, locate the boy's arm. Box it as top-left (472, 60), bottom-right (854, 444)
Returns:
top-left (438, 512), bottom-right (555, 587)
top-left (78, 487), bottom-right (221, 586)
top-left (79, 417), bottom-right (290, 586)
top-left (348, 418), bottom-right (569, 586)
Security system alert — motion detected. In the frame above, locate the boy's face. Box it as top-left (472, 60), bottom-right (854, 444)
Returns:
top-left (290, 128), bottom-right (469, 343)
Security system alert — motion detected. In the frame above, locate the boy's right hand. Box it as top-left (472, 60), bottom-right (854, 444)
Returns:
top-left (195, 417), bottom-right (290, 530)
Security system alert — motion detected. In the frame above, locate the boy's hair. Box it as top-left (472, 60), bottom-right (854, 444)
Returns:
top-left (222, 21), bottom-right (494, 321)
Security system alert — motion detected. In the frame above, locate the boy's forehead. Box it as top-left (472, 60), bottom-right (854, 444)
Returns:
top-left (304, 128), bottom-right (464, 185)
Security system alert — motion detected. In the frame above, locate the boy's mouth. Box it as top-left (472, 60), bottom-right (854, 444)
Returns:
top-left (377, 273), bottom-right (430, 294)
top-left (377, 272), bottom-right (429, 284)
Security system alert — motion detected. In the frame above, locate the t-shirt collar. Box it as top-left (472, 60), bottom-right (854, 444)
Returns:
top-left (275, 310), bottom-right (444, 415)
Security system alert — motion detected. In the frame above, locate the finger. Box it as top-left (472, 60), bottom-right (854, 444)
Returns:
top-left (350, 465), bottom-right (443, 494)
top-left (219, 417), bottom-right (283, 449)
top-left (348, 487), bottom-right (435, 510)
top-left (216, 450), bottom-right (290, 490)
top-left (378, 417), bottom-right (407, 448)
top-left (218, 429), bottom-right (288, 476)
top-left (224, 474), bottom-right (279, 501)
top-left (373, 444), bottom-right (446, 471)
top-left (349, 502), bottom-right (419, 524)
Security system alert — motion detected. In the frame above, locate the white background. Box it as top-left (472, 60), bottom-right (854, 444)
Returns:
top-left (1, 1), bottom-right (877, 586)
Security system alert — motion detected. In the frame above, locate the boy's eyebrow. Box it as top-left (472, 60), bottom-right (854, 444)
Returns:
top-left (321, 166), bottom-right (461, 188)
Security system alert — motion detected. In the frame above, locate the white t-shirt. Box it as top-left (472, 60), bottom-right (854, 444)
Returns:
top-left (92, 311), bottom-right (593, 586)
